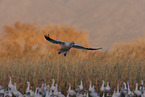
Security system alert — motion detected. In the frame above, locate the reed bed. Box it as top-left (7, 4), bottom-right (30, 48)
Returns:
top-left (0, 22), bottom-right (145, 94)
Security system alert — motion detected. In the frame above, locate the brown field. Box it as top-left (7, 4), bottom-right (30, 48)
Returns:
top-left (0, 22), bottom-right (145, 95)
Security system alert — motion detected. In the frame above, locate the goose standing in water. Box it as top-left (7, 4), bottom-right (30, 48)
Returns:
top-left (44, 34), bottom-right (102, 56)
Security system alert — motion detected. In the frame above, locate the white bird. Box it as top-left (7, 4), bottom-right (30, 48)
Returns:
top-left (8, 76), bottom-right (14, 90)
top-left (44, 34), bottom-right (102, 56)
top-left (53, 84), bottom-right (59, 96)
top-left (127, 81), bottom-right (134, 96)
top-left (26, 81), bottom-right (34, 96)
top-left (4, 90), bottom-right (12, 97)
top-left (67, 84), bottom-right (76, 96)
top-left (34, 87), bottom-right (42, 97)
top-left (120, 84), bottom-right (127, 96)
top-left (66, 93), bottom-right (70, 97)
top-left (11, 83), bottom-right (23, 96)
top-left (26, 81), bottom-right (30, 94)
top-left (123, 82), bottom-right (127, 90)
top-left (139, 80), bottom-right (144, 91)
top-left (116, 84), bottom-right (120, 97)
top-left (134, 83), bottom-right (141, 96)
top-left (112, 88), bottom-right (117, 97)
top-left (45, 89), bottom-right (52, 97)
top-left (100, 80), bottom-right (105, 92)
top-left (90, 90), bottom-right (100, 97)
top-left (89, 81), bottom-right (94, 92)
top-left (50, 79), bottom-right (56, 91)
top-left (79, 79), bottom-right (83, 91)
top-left (105, 82), bottom-right (110, 92)
top-left (0, 85), bottom-right (4, 95)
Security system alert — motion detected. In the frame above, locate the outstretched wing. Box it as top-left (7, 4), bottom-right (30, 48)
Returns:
top-left (72, 44), bottom-right (102, 50)
top-left (44, 34), bottom-right (65, 44)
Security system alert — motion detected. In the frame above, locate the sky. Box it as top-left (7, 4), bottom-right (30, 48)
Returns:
top-left (0, 0), bottom-right (145, 49)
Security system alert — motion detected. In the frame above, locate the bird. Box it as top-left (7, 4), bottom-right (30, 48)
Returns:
top-left (44, 34), bottom-right (102, 56)
top-left (100, 80), bottom-right (105, 92)
top-left (79, 79), bottom-right (83, 91)
top-left (89, 81), bottom-right (94, 92)
top-left (134, 83), bottom-right (141, 96)
top-left (67, 83), bottom-right (76, 96)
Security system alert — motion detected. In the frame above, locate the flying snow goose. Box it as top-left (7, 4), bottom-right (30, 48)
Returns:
top-left (44, 34), bottom-right (102, 56)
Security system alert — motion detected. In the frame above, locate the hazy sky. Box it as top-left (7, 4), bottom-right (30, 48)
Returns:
top-left (1, 0), bottom-right (145, 49)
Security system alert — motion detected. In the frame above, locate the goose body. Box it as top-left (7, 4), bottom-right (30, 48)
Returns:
top-left (134, 83), bottom-right (141, 96)
top-left (79, 79), bottom-right (83, 91)
top-left (50, 79), bottom-right (56, 91)
top-left (67, 84), bottom-right (76, 96)
top-left (105, 82), bottom-right (110, 92)
top-left (44, 34), bottom-right (102, 56)
top-left (89, 81), bottom-right (94, 92)
top-left (100, 80), bottom-right (105, 92)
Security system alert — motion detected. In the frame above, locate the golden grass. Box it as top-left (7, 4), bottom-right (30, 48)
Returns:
top-left (0, 22), bottom-right (145, 95)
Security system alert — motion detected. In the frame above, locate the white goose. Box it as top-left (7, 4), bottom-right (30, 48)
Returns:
top-left (112, 88), bottom-right (117, 97)
top-left (127, 81), bottom-right (134, 96)
top-left (89, 81), bottom-right (94, 92)
top-left (50, 79), bottom-right (56, 91)
top-left (44, 34), bottom-right (102, 56)
top-left (100, 80), bottom-right (105, 92)
top-left (57, 86), bottom-right (65, 97)
top-left (8, 76), bottom-right (14, 90)
top-left (26, 81), bottom-right (30, 94)
top-left (134, 83), bottom-right (141, 96)
top-left (11, 83), bottom-right (23, 97)
top-left (116, 84), bottom-right (120, 97)
top-left (79, 79), bottom-right (83, 91)
top-left (26, 81), bottom-right (34, 96)
top-left (4, 90), bottom-right (12, 97)
top-left (45, 89), bottom-right (52, 97)
top-left (105, 82), bottom-right (110, 92)
top-left (34, 87), bottom-right (42, 97)
top-left (120, 84), bottom-right (127, 96)
top-left (140, 80), bottom-right (144, 91)
top-left (123, 82), bottom-right (127, 90)
top-left (53, 84), bottom-right (59, 96)
top-left (90, 89), bottom-right (100, 97)
top-left (67, 84), bottom-right (76, 96)
top-left (0, 85), bottom-right (4, 95)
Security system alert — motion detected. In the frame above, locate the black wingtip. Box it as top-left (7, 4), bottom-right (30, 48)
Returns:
top-left (44, 34), bottom-right (51, 41)
top-left (44, 34), bottom-right (49, 37)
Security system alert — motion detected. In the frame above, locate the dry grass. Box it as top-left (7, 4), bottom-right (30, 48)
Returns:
top-left (0, 22), bottom-right (145, 95)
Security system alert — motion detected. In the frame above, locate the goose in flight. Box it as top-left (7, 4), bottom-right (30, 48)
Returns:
top-left (44, 34), bottom-right (102, 56)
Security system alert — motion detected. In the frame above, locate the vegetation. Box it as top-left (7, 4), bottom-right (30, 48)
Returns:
top-left (0, 22), bottom-right (145, 94)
